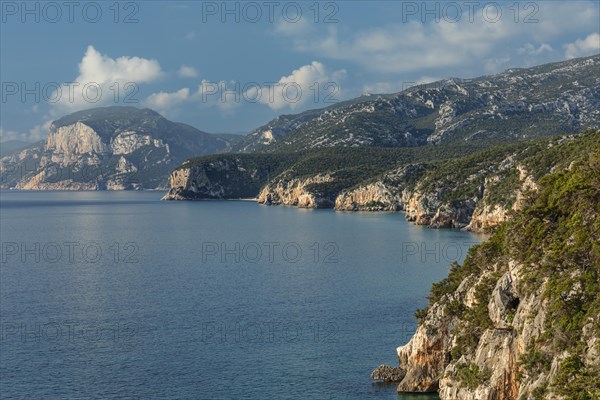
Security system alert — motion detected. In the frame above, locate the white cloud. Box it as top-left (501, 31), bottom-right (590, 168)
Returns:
top-left (529, 2), bottom-right (599, 42)
top-left (183, 63), bottom-right (345, 112)
top-left (0, 120), bottom-right (51, 143)
top-left (145, 88), bottom-right (190, 114)
top-left (362, 82), bottom-right (403, 95)
top-left (274, 18), bottom-right (312, 36)
top-left (178, 65), bottom-right (199, 78)
top-left (24, 104), bottom-right (40, 114)
top-left (0, 128), bottom-right (20, 142)
top-left (293, 21), bottom-right (505, 74)
top-left (54, 45), bottom-right (163, 111)
top-left (518, 43), bottom-right (554, 56)
top-left (246, 62), bottom-right (346, 110)
top-left (76, 45), bottom-right (162, 85)
top-left (362, 76), bottom-right (443, 96)
top-left (483, 56), bottom-right (512, 74)
top-left (564, 33), bottom-right (600, 59)
top-left (286, 2), bottom-right (599, 75)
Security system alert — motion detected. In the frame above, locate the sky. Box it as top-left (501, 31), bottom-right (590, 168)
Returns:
top-left (0, 0), bottom-right (599, 142)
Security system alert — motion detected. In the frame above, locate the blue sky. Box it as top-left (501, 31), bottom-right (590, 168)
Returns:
top-left (1, 0), bottom-right (599, 142)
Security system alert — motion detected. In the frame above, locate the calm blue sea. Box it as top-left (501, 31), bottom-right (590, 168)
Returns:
top-left (0, 191), bottom-right (480, 399)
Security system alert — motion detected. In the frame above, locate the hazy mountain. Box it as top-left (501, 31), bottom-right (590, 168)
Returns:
top-left (0, 140), bottom-right (33, 157)
top-left (0, 107), bottom-right (242, 190)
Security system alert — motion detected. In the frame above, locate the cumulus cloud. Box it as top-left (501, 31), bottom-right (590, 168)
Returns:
top-left (145, 88), bottom-right (190, 114)
top-left (178, 65), bottom-right (199, 78)
top-left (246, 61), bottom-right (346, 110)
top-left (564, 33), bottom-right (600, 59)
top-left (54, 46), bottom-right (163, 111)
top-left (77, 45), bottom-right (162, 84)
top-left (0, 120), bottom-right (52, 143)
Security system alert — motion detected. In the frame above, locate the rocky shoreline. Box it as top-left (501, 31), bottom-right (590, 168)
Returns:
top-left (368, 138), bottom-right (600, 399)
top-left (162, 161), bottom-right (536, 232)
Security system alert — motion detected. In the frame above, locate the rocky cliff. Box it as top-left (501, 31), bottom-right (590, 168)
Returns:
top-left (162, 153), bottom-right (299, 200)
top-left (257, 174), bottom-right (335, 208)
top-left (164, 130), bottom-right (599, 232)
top-left (162, 158), bottom-right (268, 200)
top-left (371, 150), bottom-right (600, 399)
top-left (0, 107), bottom-right (241, 190)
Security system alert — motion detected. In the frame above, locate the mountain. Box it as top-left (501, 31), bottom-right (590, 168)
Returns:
top-left (233, 55), bottom-right (599, 153)
top-left (163, 129), bottom-right (599, 231)
top-left (0, 107), bottom-right (242, 190)
top-left (0, 140), bottom-right (33, 157)
top-left (371, 143), bottom-right (600, 399)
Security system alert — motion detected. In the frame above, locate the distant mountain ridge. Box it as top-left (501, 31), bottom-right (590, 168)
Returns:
top-left (233, 54), bottom-right (599, 152)
top-left (0, 140), bottom-right (32, 157)
top-left (0, 107), bottom-right (242, 190)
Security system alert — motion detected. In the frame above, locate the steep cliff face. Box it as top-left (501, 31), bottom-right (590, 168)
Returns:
top-left (466, 203), bottom-right (510, 232)
top-left (0, 107), bottom-right (240, 190)
top-left (372, 153), bottom-right (600, 399)
top-left (162, 159), bottom-right (265, 200)
top-left (404, 191), bottom-right (477, 229)
top-left (335, 182), bottom-right (402, 211)
top-left (162, 153), bottom-right (296, 200)
top-left (332, 155), bottom-right (537, 230)
top-left (46, 122), bottom-right (110, 160)
top-left (257, 174), bottom-right (335, 208)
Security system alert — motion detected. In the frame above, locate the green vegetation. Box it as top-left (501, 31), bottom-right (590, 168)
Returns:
top-left (456, 363), bottom-right (492, 390)
top-left (179, 130), bottom-right (600, 217)
top-left (416, 135), bottom-right (600, 398)
top-left (553, 355), bottom-right (600, 400)
top-left (518, 345), bottom-right (552, 379)
top-left (180, 142), bottom-right (493, 200)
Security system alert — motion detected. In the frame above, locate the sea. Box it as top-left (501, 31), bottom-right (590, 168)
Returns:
top-left (0, 191), bottom-right (481, 399)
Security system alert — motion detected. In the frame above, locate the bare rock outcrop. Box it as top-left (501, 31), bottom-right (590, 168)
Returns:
top-left (257, 174), bottom-right (335, 208)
